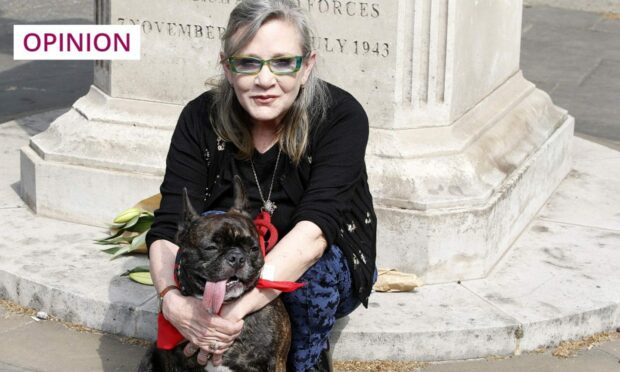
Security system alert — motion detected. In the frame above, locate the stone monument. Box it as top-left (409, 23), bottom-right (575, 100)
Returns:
top-left (20, 0), bottom-right (573, 284)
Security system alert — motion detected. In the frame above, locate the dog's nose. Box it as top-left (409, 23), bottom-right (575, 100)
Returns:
top-left (225, 249), bottom-right (246, 269)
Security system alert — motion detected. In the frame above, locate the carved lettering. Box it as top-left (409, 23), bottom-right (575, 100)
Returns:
top-left (167, 22), bottom-right (176, 36)
top-left (359, 3), bottom-right (368, 17)
top-left (313, 36), bottom-right (390, 57)
top-left (333, 0), bottom-right (343, 15)
top-left (318, 0), bottom-right (329, 13)
top-left (323, 37), bottom-right (334, 52)
top-left (206, 25), bottom-right (215, 39)
top-left (371, 3), bottom-right (379, 17)
top-left (294, 0), bottom-right (380, 18)
top-left (218, 26), bottom-right (227, 39)
top-left (346, 2), bottom-right (356, 16)
top-left (336, 38), bottom-right (347, 53)
top-left (142, 20), bottom-right (152, 34)
top-left (144, 0), bottom-right (381, 18)
top-left (178, 23), bottom-right (191, 37)
top-left (116, 17), bottom-right (225, 39)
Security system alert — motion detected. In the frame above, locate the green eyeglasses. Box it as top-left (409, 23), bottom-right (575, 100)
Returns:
top-left (227, 55), bottom-right (304, 75)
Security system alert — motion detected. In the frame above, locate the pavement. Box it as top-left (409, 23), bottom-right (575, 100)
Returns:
top-left (1, 303), bottom-right (619, 372)
top-left (521, 4), bottom-right (620, 150)
top-left (1, 2), bottom-right (620, 371)
top-left (0, 0), bottom-right (93, 123)
top-left (0, 302), bottom-right (145, 372)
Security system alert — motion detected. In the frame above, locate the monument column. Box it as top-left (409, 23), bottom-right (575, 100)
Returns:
top-left (355, 0), bottom-right (574, 283)
top-left (20, 0), bottom-right (573, 284)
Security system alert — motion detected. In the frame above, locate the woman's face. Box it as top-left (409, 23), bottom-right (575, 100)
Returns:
top-left (224, 19), bottom-right (316, 129)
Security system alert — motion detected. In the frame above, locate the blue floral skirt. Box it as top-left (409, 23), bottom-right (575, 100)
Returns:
top-left (281, 244), bottom-right (368, 371)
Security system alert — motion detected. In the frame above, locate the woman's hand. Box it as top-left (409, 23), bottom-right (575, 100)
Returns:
top-left (162, 290), bottom-right (244, 365)
top-left (198, 298), bottom-right (246, 366)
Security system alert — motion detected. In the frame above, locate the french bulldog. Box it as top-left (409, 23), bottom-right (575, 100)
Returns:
top-left (138, 176), bottom-right (291, 372)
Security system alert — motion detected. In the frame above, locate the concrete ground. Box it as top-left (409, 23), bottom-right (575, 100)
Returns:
top-left (525, 0), bottom-right (620, 14)
top-left (521, 5), bottom-right (620, 151)
top-left (1, 2), bottom-right (620, 372)
top-left (0, 301), bottom-right (146, 372)
top-left (0, 0), bottom-right (93, 123)
top-left (1, 301), bottom-right (619, 371)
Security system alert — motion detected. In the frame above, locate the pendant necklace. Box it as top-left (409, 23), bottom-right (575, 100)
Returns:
top-left (250, 147), bottom-right (281, 215)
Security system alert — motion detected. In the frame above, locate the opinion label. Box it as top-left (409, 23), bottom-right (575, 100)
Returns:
top-left (13, 25), bottom-right (141, 60)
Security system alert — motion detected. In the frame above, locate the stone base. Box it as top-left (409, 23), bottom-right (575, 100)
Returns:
top-left (20, 146), bottom-right (163, 226)
top-left (19, 86), bottom-right (181, 225)
top-left (376, 116), bottom-right (573, 283)
top-left (370, 72), bottom-right (574, 283)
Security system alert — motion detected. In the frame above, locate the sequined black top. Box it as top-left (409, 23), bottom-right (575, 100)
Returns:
top-left (146, 82), bottom-right (377, 306)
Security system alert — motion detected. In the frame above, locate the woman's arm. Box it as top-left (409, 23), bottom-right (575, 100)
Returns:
top-left (149, 239), bottom-right (180, 294)
top-left (220, 220), bottom-right (327, 320)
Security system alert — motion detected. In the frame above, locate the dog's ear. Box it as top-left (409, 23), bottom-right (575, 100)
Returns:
top-left (230, 175), bottom-right (250, 216)
top-left (178, 187), bottom-right (199, 237)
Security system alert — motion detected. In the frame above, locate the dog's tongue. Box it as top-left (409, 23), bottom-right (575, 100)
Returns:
top-left (203, 280), bottom-right (226, 314)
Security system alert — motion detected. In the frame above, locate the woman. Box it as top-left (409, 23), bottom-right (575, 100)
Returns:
top-left (145, 0), bottom-right (376, 370)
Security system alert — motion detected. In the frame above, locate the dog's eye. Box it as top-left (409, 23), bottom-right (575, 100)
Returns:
top-left (252, 245), bottom-right (260, 252)
top-left (205, 245), bottom-right (218, 251)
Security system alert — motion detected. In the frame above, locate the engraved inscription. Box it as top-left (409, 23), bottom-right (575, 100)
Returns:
top-left (294, 0), bottom-right (380, 18)
top-left (116, 18), bottom-right (390, 58)
top-left (117, 0), bottom-right (392, 59)
top-left (174, 0), bottom-right (381, 18)
top-left (312, 37), bottom-right (390, 57)
top-left (117, 18), bottom-right (226, 39)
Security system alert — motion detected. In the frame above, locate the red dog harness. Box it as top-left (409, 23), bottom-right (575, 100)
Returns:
top-left (157, 211), bottom-right (304, 349)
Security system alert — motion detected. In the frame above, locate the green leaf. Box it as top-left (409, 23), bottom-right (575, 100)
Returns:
top-left (129, 271), bottom-right (153, 286)
top-left (95, 240), bottom-right (115, 245)
top-left (106, 222), bottom-right (127, 229)
top-left (97, 236), bottom-right (133, 246)
top-left (123, 215), bottom-right (141, 229)
top-left (101, 246), bottom-right (123, 255)
top-left (95, 230), bottom-right (124, 243)
top-left (126, 217), bottom-right (153, 233)
top-left (121, 265), bottom-right (151, 276)
top-left (110, 245), bottom-right (132, 260)
top-left (129, 230), bottom-right (147, 252)
top-left (96, 237), bottom-right (124, 245)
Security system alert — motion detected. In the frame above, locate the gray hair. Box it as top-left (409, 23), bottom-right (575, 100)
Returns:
top-left (211, 0), bottom-right (329, 164)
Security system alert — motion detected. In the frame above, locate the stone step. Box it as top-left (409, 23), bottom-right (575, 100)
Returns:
top-left (1, 115), bottom-right (619, 361)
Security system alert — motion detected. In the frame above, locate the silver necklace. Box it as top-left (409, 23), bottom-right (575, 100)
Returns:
top-left (250, 147), bottom-right (281, 215)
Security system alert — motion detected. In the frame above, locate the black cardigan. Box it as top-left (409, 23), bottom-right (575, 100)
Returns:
top-left (146, 82), bottom-right (377, 306)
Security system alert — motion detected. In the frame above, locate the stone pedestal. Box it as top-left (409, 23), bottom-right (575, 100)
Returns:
top-left (363, 0), bottom-right (574, 283)
top-left (20, 0), bottom-right (573, 283)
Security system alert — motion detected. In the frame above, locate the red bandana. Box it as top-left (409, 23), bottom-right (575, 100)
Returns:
top-left (156, 211), bottom-right (304, 350)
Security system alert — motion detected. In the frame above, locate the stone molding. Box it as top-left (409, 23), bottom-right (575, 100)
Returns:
top-left (368, 72), bottom-right (567, 210)
top-left (28, 86), bottom-right (180, 175)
